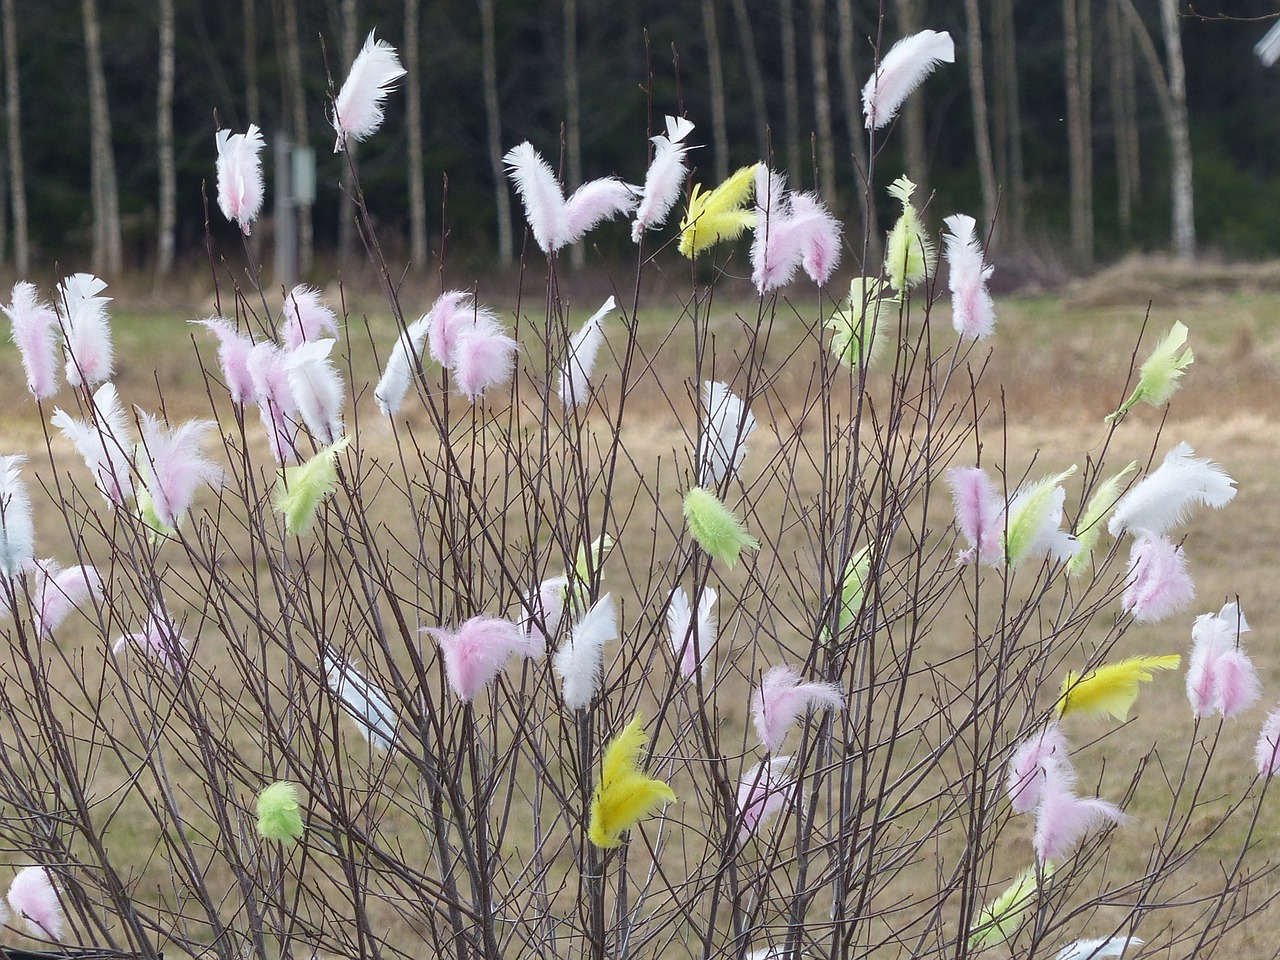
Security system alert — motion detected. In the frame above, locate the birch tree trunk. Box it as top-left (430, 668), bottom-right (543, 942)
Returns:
top-left (3, 0), bottom-right (27, 275)
top-left (835, 0), bottom-right (875, 255)
top-left (1063, 0), bottom-right (1093, 264)
top-left (992, 0), bottom-right (1025, 243)
top-left (563, 0), bottom-right (583, 269)
top-left (244, 0), bottom-right (259, 124)
top-left (336, 0), bottom-right (358, 266)
top-left (479, 0), bottom-right (510, 267)
top-left (157, 0), bottom-right (176, 275)
top-left (809, 0), bottom-right (837, 201)
top-left (1160, 0), bottom-right (1194, 258)
top-left (405, 0), bottom-right (427, 266)
top-left (702, 0), bottom-right (729, 183)
top-left (83, 0), bottom-right (122, 276)
top-left (282, 0), bottom-right (311, 273)
top-left (962, 0), bottom-right (998, 239)
top-left (1107, 0), bottom-right (1136, 234)
top-left (779, 0), bottom-right (802, 177)
top-left (730, 0), bottom-right (769, 158)
top-left (895, 0), bottom-right (927, 191)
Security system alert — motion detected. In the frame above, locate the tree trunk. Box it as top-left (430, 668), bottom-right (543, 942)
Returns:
top-left (730, 0), bottom-right (769, 158)
top-left (778, 0), bottom-right (802, 177)
top-left (563, 0), bottom-right (583, 269)
top-left (1160, 0), bottom-right (1194, 258)
top-left (1107, 0), bottom-right (1134, 234)
top-left (405, 0), bottom-right (428, 266)
top-left (157, 0), bottom-right (176, 276)
top-left (83, 0), bottom-right (123, 276)
top-left (992, 0), bottom-right (1025, 243)
top-left (336, 0), bottom-right (358, 267)
top-left (479, 0), bottom-right (510, 267)
top-left (243, 0), bottom-right (259, 125)
top-left (282, 0), bottom-right (311, 274)
top-left (701, 0), bottom-right (729, 183)
top-left (2, 0), bottom-right (27, 275)
top-left (809, 0), bottom-right (837, 201)
top-left (1063, 0), bottom-right (1093, 264)
top-left (895, 0), bottom-right (927, 191)
top-left (834, 0), bottom-right (876, 259)
top-left (962, 0), bottom-right (998, 240)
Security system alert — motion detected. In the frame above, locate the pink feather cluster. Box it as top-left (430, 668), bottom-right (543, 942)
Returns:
top-left (425, 290), bottom-right (517, 401)
top-left (193, 317), bottom-right (255, 406)
top-left (331, 31), bottom-right (407, 152)
top-left (112, 601), bottom-right (188, 678)
top-left (861, 30), bottom-right (956, 130)
top-left (750, 168), bottom-right (842, 292)
top-left (215, 124), bottom-right (265, 235)
top-left (632, 115), bottom-right (696, 242)
top-left (8, 865), bottom-right (61, 940)
top-left (751, 665), bottom-right (843, 753)
top-left (280, 285), bottom-right (339, 350)
top-left (1186, 602), bottom-right (1260, 719)
top-left (137, 413), bottom-right (222, 529)
top-left (425, 616), bottom-right (536, 703)
top-left (945, 466), bottom-right (1004, 566)
top-left (1121, 534), bottom-right (1194, 623)
top-left (1006, 722), bottom-right (1070, 814)
top-left (942, 214), bottom-right (995, 340)
top-left (31, 559), bottom-right (103, 637)
top-left (3, 282), bottom-right (60, 400)
top-left (503, 141), bottom-right (638, 255)
top-left (735, 756), bottom-right (797, 841)
top-left (247, 342), bottom-right (300, 463)
top-left (57, 273), bottom-right (113, 390)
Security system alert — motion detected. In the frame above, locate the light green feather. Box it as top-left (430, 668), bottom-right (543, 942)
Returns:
top-left (256, 780), bottom-right (304, 843)
top-left (683, 487), bottom-right (760, 569)
top-left (273, 436), bottom-right (352, 537)
top-left (969, 865), bottom-right (1046, 950)
top-left (1067, 461), bottom-right (1137, 577)
top-left (884, 176), bottom-right (935, 292)
top-left (1106, 322), bottom-right (1193, 422)
top-left (827, 278), bottom-right (898, 368)
top-left (1004, 466), bottom-right (1076, 566)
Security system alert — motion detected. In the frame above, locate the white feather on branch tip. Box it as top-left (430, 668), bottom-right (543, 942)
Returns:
top-left (862, 30), bottom-right (955, 131)
top-left (51, 382), bottom-right (135, 506)
top-left (699, 381), bottom-right (756, 486)
top-left (215, 125), bottom-right (265, 235)
top-left (942, 214), bottom-right (996, 340)
top-left (1054, 936), bottom-right (1144, 960)
top-left (633, 116), bottom-right (697, 242)
top-left (31, 560), bottom-right (102, 637)
top-left (554, 593), bottom-right (617, 710)
top-left (0, 455), bottom-right (33, 580)
top-left (324, 652), bottom-right (398, 750)
top-left (285, 338), bottom-right (346, 443)
top-left (667, 585), bottom-right (718, 679)
top-left (558, 297), bottom-right (615, 407)
top-left (1107, 442), bottom-right (1236, 538)
top-left (57, 273), bottom-right (114, 389)
top-left (375, 315), bottom-right (432, 419)
top-left (332, 31), bottom-right (407, 152)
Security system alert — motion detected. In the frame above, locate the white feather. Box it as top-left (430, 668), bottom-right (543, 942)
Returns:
top-left (33, 560), bottom-right (102, 636)
top-left (324, 652), bottom-right (398, 750)
top-left (942, 213), bottom-right (996, 339)
top-left (667, 586), bottom-right (718, 679)
top-left (504, 142), bottom-right (570, 254)
top-left (558, 297), bottom-right (615, 407)
top-left (284, 338), bottom-right (345, 443)
top-left (375, 315), bottom-right (432, 418)
top-left (862, 30), bottom-right (956, 130)
top-left (698, 381), bottom-right (756, 486)
top-left (553, 593), bottom-right (617, 710)
top-left (51, 382), bottom-right (135, 505)
top-left (0, 456), bottom-right (33, 579)
top-left (1108, 442), bottom-right (1236, 537)
top-left (1054, 937), bottom-right (1143, 960)
top-left (58, 272), bottom-right (114, 388)
top-left (331, 31), bottom-right (407, 151)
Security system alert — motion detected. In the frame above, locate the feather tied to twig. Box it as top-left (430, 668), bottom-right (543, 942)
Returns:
top-left (111, 601), bottom-right (188, 678)
top-left (945, 466), bottom-right (1004, 566)
top-left (0, 455), bottom-right (33, 580)
top-left (247, 341), bottom-right (299, 463)
top-left (968, 866), bottom-right (1043, 950)
top-left (192, 317), bottom-right (256, 406)
top-left (331, 31), bottom-right (406, 152)
top-left (215, 124), bottom-right (265, 234)
top-left (1054, 937), bottom-right (1144, 960)
top-left (1056, 655), bottom-right (1181, 721)
top-left (374, 314), bottom-right (432, 418)
top-left (1032, 766), bottom-right (1124, 863)
top-left (136, 412), bottom-right (221, 533)
top-left (1121, 533), bottom-right (1194, 623)
top-left (884, 177), bottom-right (935, 291)
top-left (425, 616), bottom-right (536, 703)
top-left (424, 291), bottom-right (517, 401)
top-left (57, 273), bottom-right (113, 389)
top-left (30, 559), bottom-right (102, 637)
top-left (559, 297), bottom-right (615, 407)
top-left (324, 652), bottom-right (398, 750)
top-left (862, 30), bottom-right (955, 130)
top-left (3, 281), bottom-right (60, 399)
top-left (273, 436), bottom-right (351, 537)
top-left (1066, 461), bottom-right (1137, 577)
top-left (667, 585), bottom-right (717, 680)
top-left (280, 285), bottom-right (339, 349)
top-left (942, 214), bottom-right (995, 339)
top-left (751, 665), bottom-right (843, 753)
top-left (256, 781), bottom-right (304, 843)
top-left (750, 168), bottom-right (842, 291)
top-left (1107, 442), bottom-right (1236, 538)
top-left (735, 756), bottom-right (797, 840)
top-left (698, 381), bottom-right (756, 487)
top-left (1255, 706), bottom-right (1280, 776)
top-left (683, 487), bottom-right (760, 569)
top-left (8, 866), bottom-right (62, 940)
top-left (504, 142), bottom-right (637, 254)
top-left (1006, 722), bottom-right (1071, 815)
top-left (1187, 602), bottom-right (1260, 719)
top-left (827, 278), bottom-right (899, 369)
top-left (1106, 321), bottom-right (1193, 422)
top-left (679, 164), bottom-right (759, 257)
top-left (51, 382), bottom-right (135, 506)
top-left (553, 593), bottom-right (616, 710)
top-left (633, 115), bottom-right (697, 242)
top-left (284, 338), bottom-right (346, 444)
top-left (588, 713), bottom-right (675, 848)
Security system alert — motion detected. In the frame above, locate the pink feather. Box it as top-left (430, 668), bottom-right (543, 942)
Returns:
top-left (331, 31), bottom-right (407, 151)
top-left (137, 412), bottom-right (221, 529)
top-left (750, 169), bottom-right (842, 292)
top-left (667, 585), bottom-right (718, 679)
top-left (215, 124), bottom-right (265, 234)
top-left (1214, 648), bottom-right (1261, 718)
top-left (425, 616), bottom-right (535, 702)
top-left (193, 317), bottom-right (256, 406)
top-left (521, 575), bottom-right (568, 647)
top-left (945, 466), bottom-right (1004, 566)
top-left (751, 664), bottom-right (844, 753)
top-left (1006, 723), bottom-right (1072, 815)
top-left (1256, 706), bottom-right (1280, 776)
top-left (57, 273), bottom-right (113, 389)
top-left (862, 30), bottom-right (956, 130)
top-left (426, 290), bottom-right (480, 367)
top-left (3, 281), bottom-right (60, 399)
top-left (0, 455), bottom-right (33, 579)
top-left (791, 193), bottom-right (842, 285)
top-left (632, 115), bottom-right (696, 242)
top-left (504, 142), bottom-right (570, 254)
top-left (1032, 768), bottom-right (1124, 863)
top-left (563, 178), bottom-right (638, 244)
top-left (942, 214), bottom-right (996, 340)
top-left (284, 339), bottom-right (345, 443)
top-left (1187, 602), bottom-right (1259, 719)
top-left (452, 326), bottom-right (517, 401)
top-left (50, 382), bottom-right (135, 505)
top-left (736, 756), bottom-right (797, 840)
top-left (32, 560), bottom-right (102, 637)
top-left (1121, 534), bottom-right (1194, 623)
top-left (112, 601), bottom-right (187, 677)
top-left (280, 285), bottom-right (339, 349)
top-left (247, 342), bottom-right (299, 463)
top-left (8, 865), bottom-right (62, 940)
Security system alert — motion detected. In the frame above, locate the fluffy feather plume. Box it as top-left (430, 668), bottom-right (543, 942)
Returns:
top-left (284, 338), bottom-right (345, 443)
top-left (564, 179), bottom-right (639, 245)
top-left (280, 285), bottom-right (339, 349)
top-left (8, 866), bottom-right (62, 940)
top-left (247, 341), bottom-right (299, 463)
top-left (1187, 602), bottom-right (1259, 719)
top-left (111, 601), bottom-right (188, 677)
top-left (969, 866), bottom-right (1042, 950)
top-left (1057, 655), bottom-right (1181, 721)
top-left (331, 31), bottom-right (406, 151)
top-left (554, 593), bottom-right (617, 710)
top-left (683, 486), bottom-right (760, 568)
top-left (0, 456), bottom-right (33, 579)
top-left (375, 314), bottom-right (432, 418)
top-left (573, 533), bottom-right (614, 589)
top-left (273, 436), bottom-right (351, 537)
top-left (633, 115), bottom-right (696, 242)
top-left (57, 273), bottom-right (113, 389)
top-left (679, 164), bottom-right (760, 257)
top-left (1007, 723), bottom-right (1071, 815)
top-left (503, 142), bottom-right (636, 254)
top-left (31, 560), bottom-right (102, 636)
top-left (192, 317), bottom-right (256, 405)
top-left (425, 292), bottom-right (516, 401)
top-left (1107, 442), bottom-right (1236, 538)
top-left (752, 664), bottom-right (844, 753)
top-left (136, 412), bottom-right (221, 532)
top-left (559, 297), bottom-right (614, 407)
top-left (1033, 769), bottom-right (1124, 863)
top-left (698, 381), bottom-right (756, 486)
top-left (521, 575), bottom-right (568, 647)
top-left (426, 290), bottom-right (478, 367)
top-left (1121, 534), bottom-right (1194, 623)
top-left (862, 30), bottom-right (956, 130)
top-left (324, 652), bottom-right (397, 750)
top-left (1054, 937), bottom-right (1144, 960)
top-left (1004, 466), bottom-right (1077, 567)
top-left (1068, 462), bottom-right (1138, 577)
top-left (1255, 706), bottom-right (1280, 776)
top-left (750, 168), bottom-right (842, 291)
top-left (51, 382), bottom-right (135, 505)
top-left (256, 781), bottom-right (304, 843)
top-left (827, 277), bottom-right (899, 368)
top-left (588, 713), bottom-right (676, 848)
top-left (4, 281), bottom-right (60, 399)
top-left (667, 585), bottom-right (717, 679)
top-left (1107, 321), bottom-right (1193, 422)
top-left (946, 466), bottom-right (1004, 566)
top-left (425, 616), bottom-right (535, 702)
top-left (215, 124), bottom-right (265, 234)
top-left (736, 756), bottom-right (797, 840)
top-left (884, 177), bottom-right (935, 291)
top-left (942, 214), bottom-right (995, 339)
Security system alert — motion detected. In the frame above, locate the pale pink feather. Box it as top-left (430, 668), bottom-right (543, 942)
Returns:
top-left (426, 615), bottom-right (535, 703)
top-left (284, 338), bottom-right (345, 443)
top-left (862, 30), bottom-right (956, 130)
top-left (791, 192), bottom-right (842, 285)
top-left (111, 601), bottom-right (187, 677)
top-left (215, 124), bottom-right (265, 234)
top-left (192, 317), bottom-right (256, 406)
top-left (736, 756), bottom-right (797, 840)
top-left (137, 412), bottom-right (221, 529)
top-left (247, 342), bottom-right (298, 463)
top-left (667, 585), bottom-right (718, 679)
top-left (452, 326), bottom-right (517, 401)
top-left (558, 297), bottom-right (614, 407)
top-left (504, 142), bottom-right (570, 254)
top-left (1121, 534), bottom-right (1194, 623)
top-left (1006, 723), bottom-right (1072, 815)
top-left (563, 178), bottom-right (638, 244)
top-left (32, 560), bottom-right (102, 637)
top-left (750, 170), bottom-right (842, 292)
top-left (751, 664), bottom-right (844, 753)
top-left (331, 31), bottom-right (407, 151)
top-left (1255, 706), bottom-right (1280, 776)
top-left (57, 273), bottom-right (113, 389)
top-left (8, 865), bottom-right (62, 940)
top-left (521, 575), bottom-right (568, 647)
top-left (943, 214), bottom-right (996, 340)
top-left (3, 281), bottom-right (60, 399)
top-left (426, 290), bottom-right (483, 367)
top-left (280, 285), bottom-right (339, 349)
top-left (1033, 768), bottom-right (1124, 863)
top-left (945, 466), bottom-right (1004, 566)
top-left (50, 382), bottom-right (135, 505)
top-left (632, 115), bottom-right (696, 242)
top-left (0, 455), bottom-right (33, 579)
top-left (1213, 647), bottom-right (1261, 719)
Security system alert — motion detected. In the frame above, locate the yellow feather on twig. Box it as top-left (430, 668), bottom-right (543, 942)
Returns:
top-left (588, 714), bottom-right (676, 849)
top-left (1057, 655), bottom-right (1181, 721)
top-left (678, 164), bottom-right (760, 257)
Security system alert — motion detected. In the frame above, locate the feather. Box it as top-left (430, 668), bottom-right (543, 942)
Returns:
top-left (0, 455), bottom-right (33, 579)
top-left (31, 560), bottom-right (102, 637)
top-left (827, 277), bottom-right (898, 368)
top-left (215, 124), bottom-right (265, 234)
top-left (563, 178), bottom-right (638, 243)
top-left (588, 713), bottom-right (676, 848)
top-left (192, 317), bottom-right (256, 406)
top-left (426, 290), bottom-right (479, 367)
top-left (1121, 534), bottom-right (1194, 623)
top-left (821, 544), bottom-right (873, 648)
top-left (331, 31), bottom-right (406, 151)
top-left (683, 486), bottom-right (760, 569)
top-left (273, 436), bottom-right (351, 537)
top-left (247, 341), bottom-right (299, 463)
top-left (791, 192), bottom-right (843, 285)
top-left (942, 213), bottom-right (996, 339)
top-left (558, 297), bottom-right (614, 407)
top-left (553, 593), bottom-right (617, 711)
top-left (1004, 466), bottom-right (1077, 567)
top-left (284, 338), bottom-right (346, 443)
top-left (751, 664), bottom-right (844, 753)
top-left (520, 575), bottom-right (568, 647)
top-left (425, 615), bottom-right (535, 702)
top-left (1054, 937), bottom-right (1144, 960)
top-left (50, 382), bottom-right (135, 505)
top-left (679, 164), bottom-right (760, 257)
top-left (1033, 768), bottom-right (1124, 863)
top-left (666, 585), bottom-right (717, 680)
top-left (1188, 603), bottom-right (1259, 719)
top-left (698, 381), bottom-right (756, 486)
top-left (572, 533), bottom-right (614, 588)
top-left (57, 273), bottom-right (113, 389)
top-left (1067, 461), bottom-right (1137, 577)
top-left (256, 781), bottom-right (304, 843)
top-left (750, 169), bottom-right (842, 291)
top-left (862, 29), bottom-right (956, 130)
top-left (280, 284), bottom-right (339, 349)
top-left (884, 177), bottom-right (935, 291)
top-left (968, 866), bottom-right (1042, 950)
top-left (136, 412), bottom-right (221, 531)
top-left (323, 652), bottom-right (397, 750)
top-left (632, 115), bottom-right (696, 242)
top-left (3, 281), bottom-right (60, 399)
top-left (1007, 723), bottom-right (1072, 815)
top-left (8, 866), bottom-right (62, 940)
top-left (1057, 655), bottom-right (1181, 721)
top-left (945, 466), bottom-right (1004, 566)
top-left (1107, 321), bottom-right (1193, 422)
top-left (375, 314), bottom-right (432, 418)
top-left (452, 324), bottom-right (517, 401)
top-left (504, 142), bottom-right (570, 254)
top-left (735, 756), bottom-right (797, 840)
top-left (1108, 442), bottom-right (1236, 537)
top-left (111, 601), bottom-right (188, 677)
top-left (1255, 706), bottom-right (1280, 776)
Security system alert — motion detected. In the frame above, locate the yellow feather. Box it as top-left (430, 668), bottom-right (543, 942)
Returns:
top-left (679, 164), bottom-right (760, 257)
top-left (1057, 655), bottom-right (1182, 721)
top-left (588, 714), bottom-right (676, 849)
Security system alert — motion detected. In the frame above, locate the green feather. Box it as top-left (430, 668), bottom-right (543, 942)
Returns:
top-left (884, 176), bottom-right (935, 292)
top-left (1067, 461), bottom-right (1137, 577)
top-left (969, 865), bottom-right (1046, 950)
top-left (683, 487), bottom-right (759, 569)
top-left (256, 781), bottom-right (304, 843)
top-left (827, 278), bottom-right (898, 368)
top-left (273, 436), bottom-right (352, 537)
top-left (1004, 466), bottom-right (1076, 566)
